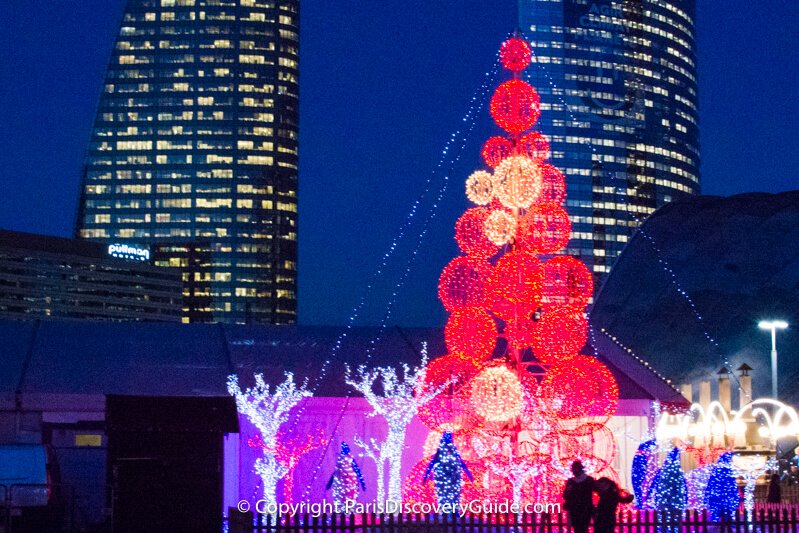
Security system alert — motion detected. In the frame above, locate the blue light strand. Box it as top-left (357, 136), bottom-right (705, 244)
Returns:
top-left (297, 60), bottom-right (501, 502)
top-left (525, 45), bottom-right (742, 394)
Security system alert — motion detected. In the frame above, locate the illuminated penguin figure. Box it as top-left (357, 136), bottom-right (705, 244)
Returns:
top-left (326, 442), bottom-right (366, 506)
top-left (423, 431), bottom-right (473, 506)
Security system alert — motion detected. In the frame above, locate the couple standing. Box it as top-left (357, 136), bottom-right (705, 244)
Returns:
top-left (563, 461), bottom-right (633, 533)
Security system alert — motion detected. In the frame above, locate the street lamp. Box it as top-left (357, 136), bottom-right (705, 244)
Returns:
top-left (758, 320), bottom-right (788, 399)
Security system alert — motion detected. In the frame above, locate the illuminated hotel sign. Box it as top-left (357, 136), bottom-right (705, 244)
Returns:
top-left (108, 244), bottom-right (150, 261)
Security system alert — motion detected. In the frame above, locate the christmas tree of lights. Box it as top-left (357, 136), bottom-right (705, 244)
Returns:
top-left (326, 442), bottom-right (366, 507)
top-left (408, 34), bottom-right (620, 505)
top-left (227, 372), bottom-right (311, 507)
top-left (423, 431), bottom-right (473, 506)
top-left (345, 345), bottom-right (448, 503)
top-left (653, 448), bottom-right (687, 533)
top-left (631, 439), bottom-right (659, 509)
top-left (704, 452), bottom-right (740, 521)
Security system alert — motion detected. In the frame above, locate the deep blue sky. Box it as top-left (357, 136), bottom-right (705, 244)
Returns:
top-left (0, 1), bottom-right (796, 327)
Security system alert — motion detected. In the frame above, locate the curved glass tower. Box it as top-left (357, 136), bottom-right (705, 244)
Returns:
top-left (76, 0), bottom-right (299, 324)
top-left (519, 0), bottom-right (699, 278)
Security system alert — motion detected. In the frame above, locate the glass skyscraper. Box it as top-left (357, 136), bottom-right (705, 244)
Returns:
top-left (519, 0), bottom-right (699, 278)
top-left (76, 0), bottom-right (299, 324)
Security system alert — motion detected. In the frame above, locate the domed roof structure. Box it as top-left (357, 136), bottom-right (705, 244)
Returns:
top-left (591, 191), bottom-right (799, 404)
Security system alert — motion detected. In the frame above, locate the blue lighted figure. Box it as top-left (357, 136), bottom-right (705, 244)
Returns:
top-left (326, 442), bottom-right (366, 506)
top-left (704, 452), bottom-right (740, 521)
top-left (631, 439), bottom-right (658, 509)
top-left (424, 431), bottom-right (473, 507)
top-left (653, 448), bottom-right (687, 533)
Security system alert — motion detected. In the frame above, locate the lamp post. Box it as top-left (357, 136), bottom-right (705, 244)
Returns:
top-left (758, 320), bottom-right (788, 400)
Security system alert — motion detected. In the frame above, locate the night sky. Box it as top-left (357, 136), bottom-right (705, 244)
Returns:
top-left (1, 1), bottom-right (796, 327)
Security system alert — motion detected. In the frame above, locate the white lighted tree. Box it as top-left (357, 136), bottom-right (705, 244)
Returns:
top-left (227, 372), bottom-right (311, 507)
top-left (345, 344), bottom-right (448, 503)
top-left (353, 435), bottom-right (387, 503)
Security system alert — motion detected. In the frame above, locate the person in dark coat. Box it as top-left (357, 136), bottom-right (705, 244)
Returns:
top-left (767, 473), bottom-right (782, 503)
top-left (563, 461), bottom-right (595, 533)
top-left (594, 476), bottom-right (634, 533)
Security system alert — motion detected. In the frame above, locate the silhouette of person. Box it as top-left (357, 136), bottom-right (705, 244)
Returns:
top-left (595, 476), bottom-right (634, 533)
top-left (563, 460), bottom-right (595, 533)
top-left (767, 473), bottom-right (782, 504)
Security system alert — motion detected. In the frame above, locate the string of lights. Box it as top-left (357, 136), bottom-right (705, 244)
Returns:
top-left (296, 61), bottom-right (501, 501)
top-left (281, 63), bottom-right (500, 504)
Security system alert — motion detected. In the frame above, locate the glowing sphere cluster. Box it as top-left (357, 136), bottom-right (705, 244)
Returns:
top-left (519, 132), bottom-right (550, 162)
top-left (408, 36), bottom-right (621, 507)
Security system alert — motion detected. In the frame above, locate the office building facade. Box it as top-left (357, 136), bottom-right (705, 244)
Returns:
top-left (519, 0), bottom-right (699, 277)
top-left (76, 0), bottom-right (299, 323)
top-left (0, 230), bottom-right (182, 321)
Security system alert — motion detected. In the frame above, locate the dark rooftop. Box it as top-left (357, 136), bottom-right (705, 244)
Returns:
top-left (591, 191), bottom-right (799, 404)
top-left (0, 317), bottom-right (685, 403)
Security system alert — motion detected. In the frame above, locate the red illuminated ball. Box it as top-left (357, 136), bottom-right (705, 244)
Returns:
top-left (541, 356), bottom-right (619, 424)
top-left (531, 305), bottom-right (587, 364)
top-left (538, 163), bottom-right (566, 205)
top-left (454, 207), bottom-right (500, 259)
top-left (488, 251), bottom-right (543, 307)
top-left (518, 203), bottom-right (571, 254)
top-left (499, 37), bottom-right (532, 72)
top-left (417, 354), bottom-right (483, 432)
top-left (490, 80), bottom-right (541, 134)
top-left (482, 136), bottom-right (514, 168)
top-left (445, 306), bottom-right (497, 362)
top-left (519, 132), bottom-right (550, 161)
top-left (541, 256), bottom-right (593, 310)
top-left (438, 256), bottom-right (492, 312)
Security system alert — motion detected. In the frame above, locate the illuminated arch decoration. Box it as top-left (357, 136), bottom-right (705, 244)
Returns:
top-left (421, 35), bottom-right (619, 505)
